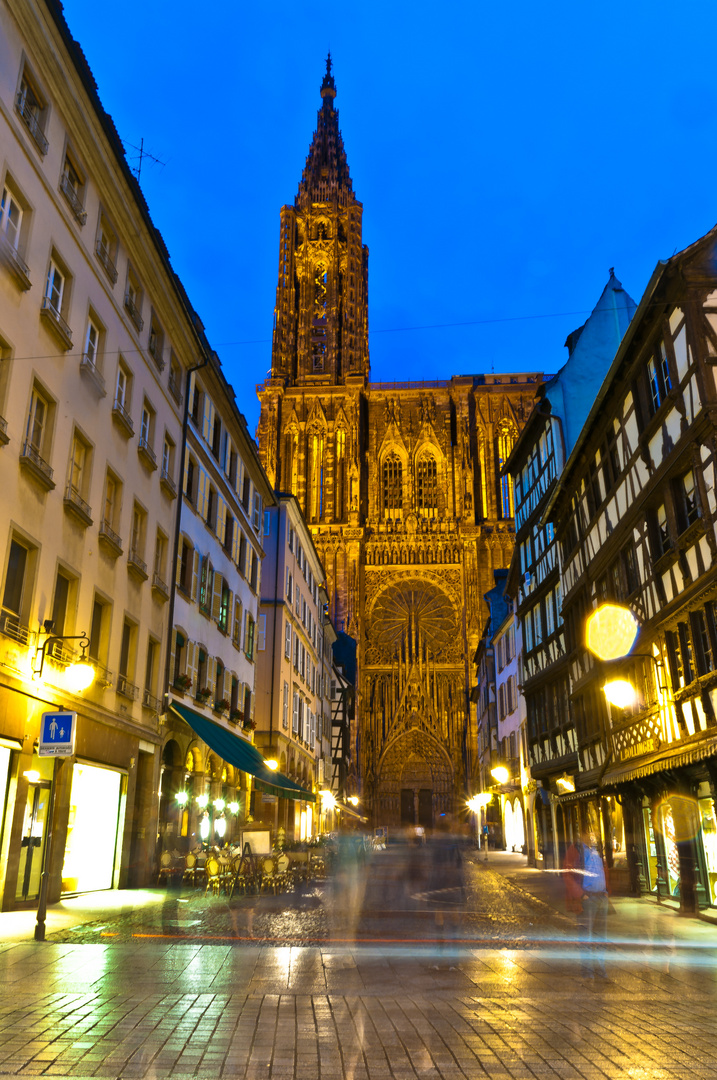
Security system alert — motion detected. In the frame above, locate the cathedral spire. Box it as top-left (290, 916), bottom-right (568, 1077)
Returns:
top-left (297, 56), bottom-right (352, 204)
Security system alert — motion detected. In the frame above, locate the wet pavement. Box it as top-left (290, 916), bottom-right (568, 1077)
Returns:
top-left (0, 848), bottom-right (715, 1078)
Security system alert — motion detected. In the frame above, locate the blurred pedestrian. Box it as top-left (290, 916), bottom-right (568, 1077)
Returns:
top-left (563, 840), bottom-right (584, 915)
top-left (579, 831), bottom-right (608, 978)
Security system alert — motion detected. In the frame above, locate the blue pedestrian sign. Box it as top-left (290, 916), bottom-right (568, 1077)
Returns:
top-left (39, 711), bottom-right (77, 757)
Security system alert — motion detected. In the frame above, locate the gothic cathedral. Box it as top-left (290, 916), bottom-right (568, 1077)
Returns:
top-left (257, 59), bottom-right (540, 826)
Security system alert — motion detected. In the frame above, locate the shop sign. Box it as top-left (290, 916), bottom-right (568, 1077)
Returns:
top-left (38, 711), bottom-right (77, 757)
top-left (618, 736), bottom-right (657, 762)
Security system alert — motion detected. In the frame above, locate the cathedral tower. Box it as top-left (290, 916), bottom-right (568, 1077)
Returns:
top-left (257, 62), bottom-right (541, 828)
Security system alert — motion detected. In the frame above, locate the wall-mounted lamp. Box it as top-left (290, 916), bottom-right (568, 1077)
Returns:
top-left (33, 630), bottom-right (94, 691)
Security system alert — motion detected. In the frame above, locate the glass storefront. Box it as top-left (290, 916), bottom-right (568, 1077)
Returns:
top-left (698, 785), bottom-right (717, 906)
top-left (61, 762), bottom-right (124, 894)
top-left (15, 755), bottom-right (55, 902)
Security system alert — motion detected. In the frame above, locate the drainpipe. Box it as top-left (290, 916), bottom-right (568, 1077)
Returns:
top-left (163, 353), bottom-right (209, 714)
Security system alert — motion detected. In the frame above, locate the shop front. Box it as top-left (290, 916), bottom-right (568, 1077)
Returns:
top-left (60, 761), bottom-right (126, 894)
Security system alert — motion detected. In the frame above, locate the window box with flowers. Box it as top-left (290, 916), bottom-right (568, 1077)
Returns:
top-left (213, 698), bottom-right (230, 714)
top-left (196, 686), bottom-right (212, 703)
top-left (174, 673), bottom-right (192, 694)
top-left (229, 709), bottom-right (243, 724)
top-left (242, 718), bottom-right (256, 732)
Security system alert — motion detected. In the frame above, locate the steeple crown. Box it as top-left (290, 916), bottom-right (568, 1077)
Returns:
top-left (320, 52), bottom-right (336, 102)
top-left (297, 57), bottom-right (354, 204)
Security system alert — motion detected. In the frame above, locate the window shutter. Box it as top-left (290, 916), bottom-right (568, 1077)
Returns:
top-left (283, 682), bottom-right (289, 728)
top-left (285, 622), bottom-right (291, 658)
top-left (310, 711), bottom-right (316, 750)
top-left (175, 541), bottom-right (183, 587)
top-left (183, 453), bottom-right (190, 498)
top-left (216, 496), bottom-right (227, 542)
top-left (202, 394), bottom-right (214, 443)
top-left (191, 550), bottom-right (201, 602)
top-left (169, 633), bottom-right (177, 688)
top-left (253, 491), bottom-right (261, 531)
top-left (232, 524), bottom-right (241, 565)
top-left (257, 613), bottom-right (267, 651)
top-left (186, 641), bottom-right (197, 691)
top-left (206, 656), bottom-right (216, 697)
top-left (233, 598), bottom-right (242, 646)
top-left (286, 567), bottom-right (292, 600)
top-left (197, 467), bottom-right (209, 521)
top-left (292, 691), bottom-right (299, 733)
top-left (211, 572), bottom-right (222, 620)
top-left (224, 435), bottom-right (233, 478)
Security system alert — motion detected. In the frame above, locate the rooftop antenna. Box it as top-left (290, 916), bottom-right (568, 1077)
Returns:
top-left (125, 137), bottom-right (165, 184)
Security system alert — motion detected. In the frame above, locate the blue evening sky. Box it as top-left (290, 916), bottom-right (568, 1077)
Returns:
top-left (63, 0), bottom-right (717, 436)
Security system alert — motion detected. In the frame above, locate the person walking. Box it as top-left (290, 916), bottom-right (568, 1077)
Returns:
top-left (579, 832), bottom-right (609, 978)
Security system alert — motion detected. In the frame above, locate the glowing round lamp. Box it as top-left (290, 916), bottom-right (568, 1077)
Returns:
top-left (213, 798), bottom-right (225, 812)
top-left (175, 791), bottom-right (189, 805)
top-left (586, 603), bottom-right (639, 662)
top-left (491, 766), bottom-right (510, 784)
top-left (23, 770), bottom-right (41, 783)
top-left (196, 793), bottom-right (209, 809)
top-left (66, 660), bottom-right (95, 692)
top-left (228, 801), bottom-right (240, 814)
top-left (215, 816), bottom-right (226, 838)
top-left (199, 814), bottom-right (210, 840)
top-left (320, 790), bottom-right (337, 809)
top-left (264, 758), bottom-right (278, 771)
top-left (348, 795), bottom-right (359, 806)
top-left (603, 678), bottom-right (638, 709)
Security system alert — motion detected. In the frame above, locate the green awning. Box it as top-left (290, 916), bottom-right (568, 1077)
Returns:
top-left (169, 699), bottom-right (315, 803)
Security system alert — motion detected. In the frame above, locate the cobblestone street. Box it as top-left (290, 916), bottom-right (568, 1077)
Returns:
top-left (0, 853), bottom-right (715, 1079)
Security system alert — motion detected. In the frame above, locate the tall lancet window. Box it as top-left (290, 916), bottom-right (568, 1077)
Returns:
top-left (383, 453), bottom-right (403, 518)
top-left (335, 428), bottom-right (346, 521)
top-left (308, 431), bottom-right (324, 522)
top-left (284, 432), bottom-right (298, 496)
top-left (416, 454), bottom-right (438, 517)
top-left (496, 426), bottom-right (516, 519)
top-left (311, 263), bottom-right (328, 370)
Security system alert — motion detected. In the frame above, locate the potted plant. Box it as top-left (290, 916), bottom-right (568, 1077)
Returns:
top-left (229, 709), bottom-right (243, 724)
top-left (174, 673), bottom-right (192, 693)
top-left (213, 697), bottom-right (230, 713)
top-left (196, 686), bottom-right (211, 702)
top-left (242, 717), bottom-right (256, 732)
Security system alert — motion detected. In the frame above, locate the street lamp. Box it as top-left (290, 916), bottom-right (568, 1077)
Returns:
top-left (586, 603), bottom-right (639, 661)
top-left (33, 630), bottom-right (95, 691)
top-left (491, 765), bottom-right (510, 784)
top-left (603, 678), bottom-right (638, 708)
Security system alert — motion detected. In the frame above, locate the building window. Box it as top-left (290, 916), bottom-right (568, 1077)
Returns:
top-left (292, 690), bottom-right (299, 734)
top-left (59, 152), bottom-right (86, 223)
top-left (497, 426), bottom-right (515, 519)
top-left (145, 638), bottom-right (159, 700)
top-left (130, 503), bottom-right (146, 561)
top-left (1, 180), bottom-right (24, 255)
top-left (245, 615), bottom-right (255, 660)
top-left (118, 619), bottom-right (138, 694)
top-left (383, 453), bottom-right (403, 516)
top-left (1, 536), bottom-right (35, 633)
top-left (647, 339), bottom-right (672, 414)
top-left (67, 431), bottom-right (91, 507)
top-left (88, 594), bottom-right (111, 664)
top-left (45, 258), bottom-right (65, 318)
top-left (95, 212), bottom-right (118, 283)
top-left (177, 538), bottom-right (194, 596)
top-left (652, 502), bottom-right (671, 559)
top-left (285, 621), bottom-right (292, 658)
top-left (676, 470), bottom-right (699, 533)
top-left (283, 682), bottom-right (289, 729)
top-left (16, 69), bottom-right (48, 154)
top-left (416, 454), bottom-right (438, 516)
top-left (115, 359), bottom-right (132, 415)
top-left (257, 613), bottom-right (267, 651)
top-left (124, 267), bottom-right (144, 331)
top-left (219, 581), bottom-right (231, 634)
top-left (168, 352), bottom-right (182, 405)
top-left (148, 313), bottom-right (164, 370)
top-left (232, 597), bottom-right (243, 648)
top-left (25, 385), bottom-right (51, 460)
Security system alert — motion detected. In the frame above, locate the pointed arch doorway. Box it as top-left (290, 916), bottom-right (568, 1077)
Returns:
top-left (400, 755), bottom-right (433, 828)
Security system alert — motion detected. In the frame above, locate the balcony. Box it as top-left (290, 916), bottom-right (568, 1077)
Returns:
top-left (160, 467), bottom-right (177, 499)
top-left (0, 609), bottom-right (31, 646)
top-left (138, 435), bottom-right (157, 471)
top-left (40, 297), bottom-right (73, 351)
top-left (63, 483), bottom-right (93, 528)
top-left (98, 518), bottom-right (123, 558)
top-left (116, 674), bottom-right (139, 700)
top-left (79, 353), bottom-right (106, 398)
top-left (142, 688), bottom-right (162, 712)
top-left (59, 173), bottom-right (86, 225)
top-left (168, 372), bottom-right (182, 407)
top-left (20, 439), bottom-right (55, 491)
top-left (127, 547), bottom-right (148, 582)
top-left (0, 232), bottom-right (31, 291)
top-left (152, 571), bottom-right (169, 600)
top-left (124, 292), bottom-right (144, 332)
top-left (16, 93), bottom-right (48, 154)
top-left (95, 239), bottom-right (118, 284)
top-left (111, 396), bottom-right (134, 438)
top-left (148, 336), bottom-right (165, 372)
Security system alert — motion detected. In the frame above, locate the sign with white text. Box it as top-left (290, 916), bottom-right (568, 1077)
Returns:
top-left (38, 711), bottom-right (77, 757)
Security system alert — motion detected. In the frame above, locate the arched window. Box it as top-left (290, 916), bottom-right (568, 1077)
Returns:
top-left (416, 454), bottom-right (438, 517)
top-left (496, 426), bottom-right (516, 519)
top-left (383, 453), bottom-right (403, 516)
top-left (335, 428), bottom-right (346, 521)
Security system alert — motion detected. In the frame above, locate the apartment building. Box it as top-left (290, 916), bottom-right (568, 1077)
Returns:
top-left (254, 495), bottom-right (328, 840)
top-left (159, 356), bottom-right (276, 850)
top-left (492, 597), bottom-right (529, 856)
top-left (0, 0), bottom-right (203, 906)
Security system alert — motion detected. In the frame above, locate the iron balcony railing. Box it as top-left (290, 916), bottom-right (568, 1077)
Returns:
top-left (80, 353), bottom-right (106, 395)
top-left (99, 518), bottom-right (122, 549)
top-left (20, 439), bottom-right (53, 482)
top-left (40, 296), bottom-right (72, 344)
top-left (95, 240), bottom-right (118, 283)
top-left (142, 688), bottom-right (162, 711)
top-left (138, 435), bottom-right (157, 467)
top-left (152, 571), bottom-right (169, 597)
top-left (116, 674), bottom-right (139, 700)
top-left (0, 231), bottom-right (31, 281)
top-left (64, 482), bottom-right (92, 521)
top-left (59, 173), bottom-right (86, 224)
top-left (112, 396), bottom-right (134, 434)
top-left (160, 467), bottom-right (177, 495)
top-left (148, 335), bottom-right (165, 371)
top-left (0, 608), bottom-right (31, 646)
top-left (16, 93), bottom-right (48, 154)
top-left (124, 292), bottom-right (144, 332)
top-left (127, 548), bottom-right (148, 577)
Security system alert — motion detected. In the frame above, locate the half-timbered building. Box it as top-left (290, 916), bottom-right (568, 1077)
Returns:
top-left (506, 273), bottom-right (635, 867)
top-left (548, 231), bottom-right (717, 912)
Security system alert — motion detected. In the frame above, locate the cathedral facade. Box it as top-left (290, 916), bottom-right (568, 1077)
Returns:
top-left (257, 59), bottom-right (541, 826)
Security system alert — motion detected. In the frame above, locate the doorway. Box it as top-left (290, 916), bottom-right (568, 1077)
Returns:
top-left (15, 761), bottom-right (54, 901)
top-left (418, 789), bottom-right (432, 829)
top-left (400, 789), bottom-right (414, 825)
